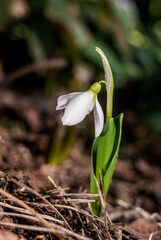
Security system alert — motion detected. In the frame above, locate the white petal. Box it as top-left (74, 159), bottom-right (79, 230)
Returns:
top-left (62, 91), bottom-right (95, 126)
top-left (93, 97), bottom-right (104, 137)
top-left (56, 92), bottom-right (82, 110)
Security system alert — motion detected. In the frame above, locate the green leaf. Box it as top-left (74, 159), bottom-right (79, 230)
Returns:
top-left (96, 118), bottom-right (116, 174)
top-left (103, 113), bottom-right (123, 197)
top-left (90, 138), bottom-right (100, 216)
top-left (90, 136), bottom-right (99, 200)
top-left (90, 118), bottom-right (116, 195)
top-left (90, 119), bottom-right (116, 216)
top-left (90, 113), bottom-right (123, 216)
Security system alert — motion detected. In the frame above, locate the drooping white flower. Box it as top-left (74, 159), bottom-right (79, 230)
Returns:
top-left (56, 83), bottom-right (104, 137)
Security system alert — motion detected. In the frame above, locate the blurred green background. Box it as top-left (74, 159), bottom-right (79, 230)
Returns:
top-left (0, 0), bottom-right (161, 163)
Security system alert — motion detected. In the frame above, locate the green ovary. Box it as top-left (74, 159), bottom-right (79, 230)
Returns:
top-left (90, 82), bottom-right (101, 94)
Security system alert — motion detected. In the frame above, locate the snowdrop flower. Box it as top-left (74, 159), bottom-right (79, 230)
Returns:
top-left (56, 82), bottom-right (104, 137)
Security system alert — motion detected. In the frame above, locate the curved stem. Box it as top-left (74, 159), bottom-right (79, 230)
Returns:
top-left (99, 80), bottom-right (106, 85)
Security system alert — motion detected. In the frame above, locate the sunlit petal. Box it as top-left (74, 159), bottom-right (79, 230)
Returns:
top-left (93, 97), bottom-right (104, 137)
top-left (62, 91), bottom-right (95, 126)
top-left (56, 92), bottom-right (82, 110)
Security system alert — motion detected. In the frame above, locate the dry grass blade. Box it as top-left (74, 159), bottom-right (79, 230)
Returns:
top-left (0, 189), bottom-right (95, 239)
top-left (0, 211), bottom-right (47, 223)
top-left (25, 201), bottom-right (104, 224)
top-left (48, 176), bottom-right (86, 233)
top-left (54, 204), bottom-right (104, 222)
top-left (65, 198), bottom-right (97, 203)
top-left (0, 189), bottom-right (67, 240)
top-left (48, 176), bottom-right (107, 239)
top-left (48, 176), bottom-right (71, 209)
top-left (0, 188), bottom-right (53, 230)
top-left (9, 177), bottom-right (72, 231)
top-left (45, 192), bottom-right (99, 198)
top-left (0, 211), bottom-right (64, 224)
top-left (0, 172), bottom-right (116, 239)
top-left (0, 221), bottom-right (92, 240)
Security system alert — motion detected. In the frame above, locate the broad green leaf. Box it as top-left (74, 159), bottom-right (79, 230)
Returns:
top-left (96, 118), bottom-right (116, 174)
top-left (90, 118), bottom-right (116, 196)
top-left (103, 113), bottom-right (123, 197)
top-left (90, 119), bottom-right (116, 216)
top-left (90, 113), bottom-right (123, 216)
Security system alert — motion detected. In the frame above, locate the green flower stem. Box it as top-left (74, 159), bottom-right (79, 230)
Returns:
top-left (99, 80), bottom-right (106, 84)
top-left (106, 80), bottom-right (113, 121)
